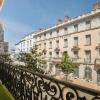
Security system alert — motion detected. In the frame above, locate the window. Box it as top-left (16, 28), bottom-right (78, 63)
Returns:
top-left (56, 52), bottom-right (59, 58)
top-left (98, 50), bottom-right (100, 58)
top-left (86, 35), bottom-right (91, 45)
top-left (44, 43), bottom-right (46, 49)
top-left (85, 50), bottom-right (91, 63)
top-left (74, 24), bottom-right (78, 32)
top-left (44, 52), bottom-right (46, 57)
top-left (74, 68), bottom-right (79, 77)
top-left (73, 51), bottom-right (79, 58)
top-left (49, 52), bottom-right (52, 58)
top-left (49, 42), bottom-right (52, 49)
top-left (64, 39), bottom-right (68, 47)
top-left (44, 33), bottom-right (46, 38)
top-left (84, 67), bottom-right (92, 80)
top-left (97, 69), bottom-right (100, 84)
top-left (56, 30), bottom-right (59, 36)
top-left (74, 37), bottom-right (78, 46)
top-left (64, 27), bottom-right (68, 34)
top-left (86, 20), bottom-right (91, 29)
top-left (56, 40), bottom-right (59, 48)
top-left (50, 32), bottom-right (52, 38)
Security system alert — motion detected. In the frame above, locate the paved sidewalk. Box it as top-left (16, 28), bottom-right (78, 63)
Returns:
top-left (54, 75), bottom-right (100, 91)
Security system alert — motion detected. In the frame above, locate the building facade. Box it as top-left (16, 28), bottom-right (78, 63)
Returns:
top-left (15, 32), bottom-right (35, 54)
top-left (0, 24), bottom-right (8, 54)
top-left (33, 3), bottom-right (100, 83)
top-left (15, 2), bottom-right (100, 83)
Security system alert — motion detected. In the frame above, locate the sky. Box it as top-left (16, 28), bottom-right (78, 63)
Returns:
top-left (0, 0), bottom-right (99, 49)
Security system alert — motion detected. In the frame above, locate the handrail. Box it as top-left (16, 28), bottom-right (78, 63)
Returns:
top-left (0, 62), bottom-right (100, 100)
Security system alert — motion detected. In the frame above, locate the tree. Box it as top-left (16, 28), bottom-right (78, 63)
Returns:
top-left (0, 53), bottom-right (12, 64)
top-left (19, 46), bottom-right (45, 73)
top-left (60, 52), bottom-right (75, 77)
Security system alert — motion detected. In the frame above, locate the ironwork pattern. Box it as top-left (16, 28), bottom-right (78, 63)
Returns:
top-left (0, 62), bottom-right (100, 100)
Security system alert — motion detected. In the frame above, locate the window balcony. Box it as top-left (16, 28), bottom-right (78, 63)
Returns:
top-left (0, 62), bottom-right (100, 99)
top-left (71, 46), bottom-right (80, 51)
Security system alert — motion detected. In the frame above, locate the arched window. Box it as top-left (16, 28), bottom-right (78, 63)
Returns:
top-left (84, 67), bottom-right (92, 80)
top-left (97, 69), bottom-right (100, 84)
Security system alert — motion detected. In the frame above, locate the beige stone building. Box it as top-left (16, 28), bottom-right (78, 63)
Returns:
top-left (15, 2), bottom-right (100, 83)
top-left (33, 2), bottom-right (100, 83)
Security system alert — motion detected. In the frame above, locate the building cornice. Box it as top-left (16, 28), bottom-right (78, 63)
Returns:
top-left (34, 9), bottom-right (100, 37)
top-left (34, 26), bottom-right (100, 43)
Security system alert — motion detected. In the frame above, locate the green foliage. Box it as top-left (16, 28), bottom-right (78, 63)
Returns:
top-left (19, 46), bottom-right (45, 73)
top-left (0, 54), bottom-right (12, 63)
top-left (60, 52), bottom-right (75, 74)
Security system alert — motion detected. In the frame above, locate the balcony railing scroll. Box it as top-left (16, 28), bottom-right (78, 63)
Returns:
top-left (0, 62), bottom-right (100, 100)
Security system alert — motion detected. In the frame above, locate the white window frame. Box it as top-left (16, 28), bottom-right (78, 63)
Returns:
top-left (85, 35), bottom-right (91, 45)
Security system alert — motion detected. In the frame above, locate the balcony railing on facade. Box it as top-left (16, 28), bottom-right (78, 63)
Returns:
top-left (71, 46), bottom-right (80, 51)
top-left (0, 62), bottom-right (100, 100)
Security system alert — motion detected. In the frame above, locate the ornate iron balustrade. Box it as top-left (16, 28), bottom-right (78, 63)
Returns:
top-left (0, 62), bottom-right (100, 100)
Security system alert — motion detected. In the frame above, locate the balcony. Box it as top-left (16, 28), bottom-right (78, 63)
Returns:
top-left (72, 57), bottom-right (81, 64)
top-left (71, 46), bottom-right (80, 51)
top-left (0, 62), bottom-right (100, 99)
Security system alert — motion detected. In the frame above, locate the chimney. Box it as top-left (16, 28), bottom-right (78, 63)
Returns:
top-left (56, 19), bottom-right (63, 25)
top-left (92, 0), bottom-right (100, 10)
top-left (64, 16), bottom-right (70, 22)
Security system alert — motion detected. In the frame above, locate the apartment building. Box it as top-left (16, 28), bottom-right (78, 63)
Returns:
top-left (15, 32), bottom-right (35, 54)
top-left (33, 2), bottom-right (100, 83)
top-left (15, 2), bottom-right (100, 83)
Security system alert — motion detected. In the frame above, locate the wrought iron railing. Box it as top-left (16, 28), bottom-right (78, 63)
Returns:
top-left (0, 62), bottom-right (100, 100)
